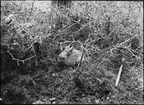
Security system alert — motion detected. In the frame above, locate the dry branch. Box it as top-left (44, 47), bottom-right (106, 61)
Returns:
top-left (27, 0), bottom-right (35, 21)
top-left (7, 51), bottom-right (36, 66)
top-left (115, 64), bottom-right (123, 86)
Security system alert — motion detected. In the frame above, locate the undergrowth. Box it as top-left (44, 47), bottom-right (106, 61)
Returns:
top-left (1, 1), bottom-right (143, 104)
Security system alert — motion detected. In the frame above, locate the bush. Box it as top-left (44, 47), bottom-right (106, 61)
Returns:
top-left (1, 1), bottom-right (143, 104)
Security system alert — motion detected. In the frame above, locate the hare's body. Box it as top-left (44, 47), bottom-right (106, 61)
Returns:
top-left (64, 49), bottom-right (84, 66)
top-left (58, 45), bottom-right (85, 66)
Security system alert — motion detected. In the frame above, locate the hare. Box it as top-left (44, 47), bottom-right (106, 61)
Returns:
top-left (58, 45), bottom-right (86, 66)
top-left (4, 14), bottom-right (14, 25)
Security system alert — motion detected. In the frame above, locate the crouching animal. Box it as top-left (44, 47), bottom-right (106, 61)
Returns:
top-left (58, 45), bottom-right (88, 67)
top-left (3, 14), bottom-right (14, 25)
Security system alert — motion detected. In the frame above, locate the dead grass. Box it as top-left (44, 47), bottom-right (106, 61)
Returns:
top-left (1, 1), bottom-right (143, 104)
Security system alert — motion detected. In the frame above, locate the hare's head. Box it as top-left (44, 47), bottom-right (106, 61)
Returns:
top-left (4, 14), bottom-right (14, 24)
top-left (59, 44), bottom-right (74, 59)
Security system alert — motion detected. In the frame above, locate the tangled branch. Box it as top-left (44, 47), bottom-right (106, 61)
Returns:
top-left (7, 51), bottom-right (36, 66)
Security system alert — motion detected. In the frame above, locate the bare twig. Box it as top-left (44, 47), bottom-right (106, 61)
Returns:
top-left (86, 52), bottom-right (108, 69)
top-left (14, 18), bottom-right (33, 40)
top-left (115, 64), bottom-right (123, 86)
top-left (7, 51), bottom-right (36, 66)
top-left (27, 0), bottom-right (35, 21)
top-left (84, 33), bottom-right (140, 73)
top-left (50, 4), bottom-right (94, 41)
top-left (78, 45), bottom-right (85, 68)
top-left (19, 1), bottom-right (24, 12)
top-left (59, 40), bottom-right (82, 45)
top-left (49, 4), bottom-right (81, 25)
top-left (72, 21), bottom-right (93, 35)
top-left (52, 22), bottom-right (78, 40)
top-left (110, 34), bottom-right (140, 52)
top-left (75, 44), bottom-right (85, 78)
top-left (57, 21), bottom-right (93, 42)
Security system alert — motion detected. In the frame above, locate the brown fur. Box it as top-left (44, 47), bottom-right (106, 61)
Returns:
top-left (58, 45), bottom-right (86, 66)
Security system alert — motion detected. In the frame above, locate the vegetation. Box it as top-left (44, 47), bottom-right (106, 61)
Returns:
top-left (1, 1), bottom-right (143, 104)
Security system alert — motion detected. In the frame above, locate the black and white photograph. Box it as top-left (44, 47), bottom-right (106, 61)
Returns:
top-left (1, 0), bottom-right (143, 104)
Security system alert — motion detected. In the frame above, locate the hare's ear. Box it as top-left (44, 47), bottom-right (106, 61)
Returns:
top-left (69, 46), bottom-right (74, 52)
top-left (65, 44), bottom-right (71, 50)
